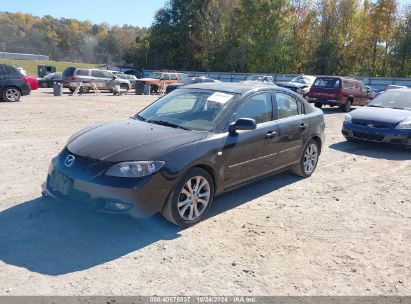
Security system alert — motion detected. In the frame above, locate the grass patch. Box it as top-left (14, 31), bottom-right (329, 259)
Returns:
top-left (0, 59), bottom-right (100, 76)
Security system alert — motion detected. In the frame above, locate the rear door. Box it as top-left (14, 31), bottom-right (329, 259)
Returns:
top-left (272, 92), bottom-right (308, 166)
top-left (222, 91), bottom-right (280, 188)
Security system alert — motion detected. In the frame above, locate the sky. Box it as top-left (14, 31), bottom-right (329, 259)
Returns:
top-left (0, 0), bottom-right (169, 27)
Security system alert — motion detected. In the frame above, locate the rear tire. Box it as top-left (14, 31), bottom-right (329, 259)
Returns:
top-left (340, 99), bottom-right (352, 112)
top-left (162, 167), bottom-right (214, 227)
top-left (291, 139), bottom-right (320, 178)
top-left (150, 85), bottom-right (158, 94)
top-left (79, 86), bottom-right (89, 93)
top-left (2, 87), bottom-right (21, 102)
top-left (40, 82), bottom-right (48, 88)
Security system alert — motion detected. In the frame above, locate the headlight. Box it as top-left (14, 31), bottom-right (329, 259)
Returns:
top-left (105, 161), bottom-right (165, 178)
top-left (396, 118), bottom-right (411, 129)
top-left (344, 113), bottom-right (352, 123)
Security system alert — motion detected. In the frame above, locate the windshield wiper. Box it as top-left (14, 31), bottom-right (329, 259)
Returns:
top-left (367, 104), bottom-right (383, 108)
top-left (147, 120), bottom-right (190, 130)
top-left (133, 114), bottom-right (146, 121)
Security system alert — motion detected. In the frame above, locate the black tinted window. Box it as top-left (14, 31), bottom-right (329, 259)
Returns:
top-left (0, 67), bottom-right (6, 76)
top-left (275, 93), bottom-right (301, 119)
top-left (63, 67), bottom-right (76, 77)
top-left (4, 66), bottom-right (18, 75)
top-left (234, 93), bottom-right (272, 124)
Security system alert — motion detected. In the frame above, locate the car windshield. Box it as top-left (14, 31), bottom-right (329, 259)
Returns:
top-left (313, 78), bottom-right (341, 89)
top-left (367, 90), bottom-right (411, 110)
top-left (137, 89), bottom-right (238, 131)
top-left (148, 72), bottom-right (162, 79)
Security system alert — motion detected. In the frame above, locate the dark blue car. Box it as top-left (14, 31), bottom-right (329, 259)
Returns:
top-left (342, 89), bottom-right (411, 147)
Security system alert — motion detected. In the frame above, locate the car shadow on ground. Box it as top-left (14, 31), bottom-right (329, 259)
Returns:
top-left (320, 106), bottom-right (357, 114)
top-left (0, 172), bottom-right (299, 276)
top-left (330, 140), bottom-right (411, 161)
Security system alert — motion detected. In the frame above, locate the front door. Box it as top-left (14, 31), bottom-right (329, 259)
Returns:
top-left (222, 92), bottom-right (280, 188)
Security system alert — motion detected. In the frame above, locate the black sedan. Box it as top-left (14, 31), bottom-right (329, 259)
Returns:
top-left (342, 89), bottom-right (411, 147)
top-left (165, 77), bottom-right (219, 94)
top-left (42, 83), bottom-right (325, 226)
top-left (38, 72), bottom-right (63, 88)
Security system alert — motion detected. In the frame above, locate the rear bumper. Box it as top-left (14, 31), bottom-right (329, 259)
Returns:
top-left (342, 121), bottom-right (411, 147)
top-left (308, 97), bottom-right (343, 105)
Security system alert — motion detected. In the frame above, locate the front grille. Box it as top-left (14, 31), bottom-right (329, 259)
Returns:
top-left (353, 121), bottom-right (393, 129)
top-left (352, 131), bottom-right (384, 141)
top-left (59, 148), bottom-right (101, 170)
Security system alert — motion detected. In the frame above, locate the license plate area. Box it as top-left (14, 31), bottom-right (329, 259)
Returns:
top-left (49, 170), bottom-right (73, 195)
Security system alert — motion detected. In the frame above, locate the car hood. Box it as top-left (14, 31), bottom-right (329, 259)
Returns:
top-left (351, 106), bottom-right (411, 125)
top-left (67, 119), bottom-right (207, 163)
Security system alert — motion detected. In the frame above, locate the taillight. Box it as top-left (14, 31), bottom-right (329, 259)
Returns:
top-left (21, 76), bottom-right (29, 83)
top-left (70, 76), bottom-right (76, 81)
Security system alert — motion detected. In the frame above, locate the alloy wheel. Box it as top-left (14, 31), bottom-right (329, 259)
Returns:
top-left (303, 143), bottom-right (318, 175)
top-left (177, 176), bottom-right (211, 221)
top-left (5, 88), bottom-right (20, 101)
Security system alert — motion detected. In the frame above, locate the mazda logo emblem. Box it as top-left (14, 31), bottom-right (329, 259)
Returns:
top-left (64, 155), bottom-right (75, 167)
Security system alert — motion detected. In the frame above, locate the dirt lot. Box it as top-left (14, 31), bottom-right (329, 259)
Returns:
top-left (0, 88), bottom-right (410, 296)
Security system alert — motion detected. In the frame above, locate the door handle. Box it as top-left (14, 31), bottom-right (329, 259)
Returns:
top-left (266, 131), bottom-right (277, 139)
top-left (299, 123), bottom-right (308, 131)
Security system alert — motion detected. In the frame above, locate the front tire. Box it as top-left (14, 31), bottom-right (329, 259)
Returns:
top-left (340, 99), bottom-right (352, 112)
top-left (291, 139), bottom-right (320, 178)
top-left (3, 87), bottom-right (21, 102)
top-left (40, 82), bottom-right (48, 88)
top-left (314, 102), bottom-right (323, 109)
top-left (162, 167), bottom-right (215, 227)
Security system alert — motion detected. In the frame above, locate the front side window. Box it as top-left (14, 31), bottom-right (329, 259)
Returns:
top-left (170, 74), bottom-right (177, 80)
top-left (161, 74), bottom-right (170, 80)
top-left (233, 93), bottom-right (272, 124)
top-left (275, 92), bottom-right (301, 119)
top-left (0, 67), bottom-right (6, 76)
top-left (138, 90), bottom-right (238, 131)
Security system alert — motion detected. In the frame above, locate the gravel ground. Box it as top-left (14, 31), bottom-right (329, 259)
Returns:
top-left (0, 88), bottom-right (410, 296)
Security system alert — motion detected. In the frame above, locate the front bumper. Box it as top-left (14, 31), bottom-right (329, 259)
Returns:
top-left (342, 121), bottom-right (411, 147)
top-left (42, 154), bottom-right (176, 218)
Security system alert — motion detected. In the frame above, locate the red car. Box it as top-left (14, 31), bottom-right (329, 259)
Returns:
top-left (308, 76), bottom-right (373, 112)
top-left (22, 76), bottom-right (38, 91)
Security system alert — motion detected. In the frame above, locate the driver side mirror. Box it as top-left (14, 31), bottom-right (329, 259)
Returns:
top-left (229, 118), bottom-right (257, 134)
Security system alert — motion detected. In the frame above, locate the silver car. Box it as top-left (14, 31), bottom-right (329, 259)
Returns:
top-left (62, 67), bottom-right (131, 93)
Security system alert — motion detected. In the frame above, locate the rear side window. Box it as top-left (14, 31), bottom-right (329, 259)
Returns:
top-left (313, 78), bottom-right (341, 89)
top-left (161, 74), bottom-right (170, 80)
top-left (234, 93), bottom-right (272, 124)
top-left (170, 74), bottom-right (177, 80)
top-left (4, 66), bottom-right (18, 75)
top-left (275, 92), bottom-right (301, 119)
top-left (343, 81), bottom-right (355, 89)
top-left (76, 69), bottom-right (89, 76)
top-left (63, 67), bottom-right (76, 77)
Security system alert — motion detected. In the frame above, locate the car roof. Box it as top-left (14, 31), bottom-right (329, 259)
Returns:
top-left (315, 75), bottom-right (360, 82)
top-left (183, 82), bottom-right (278, 94)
